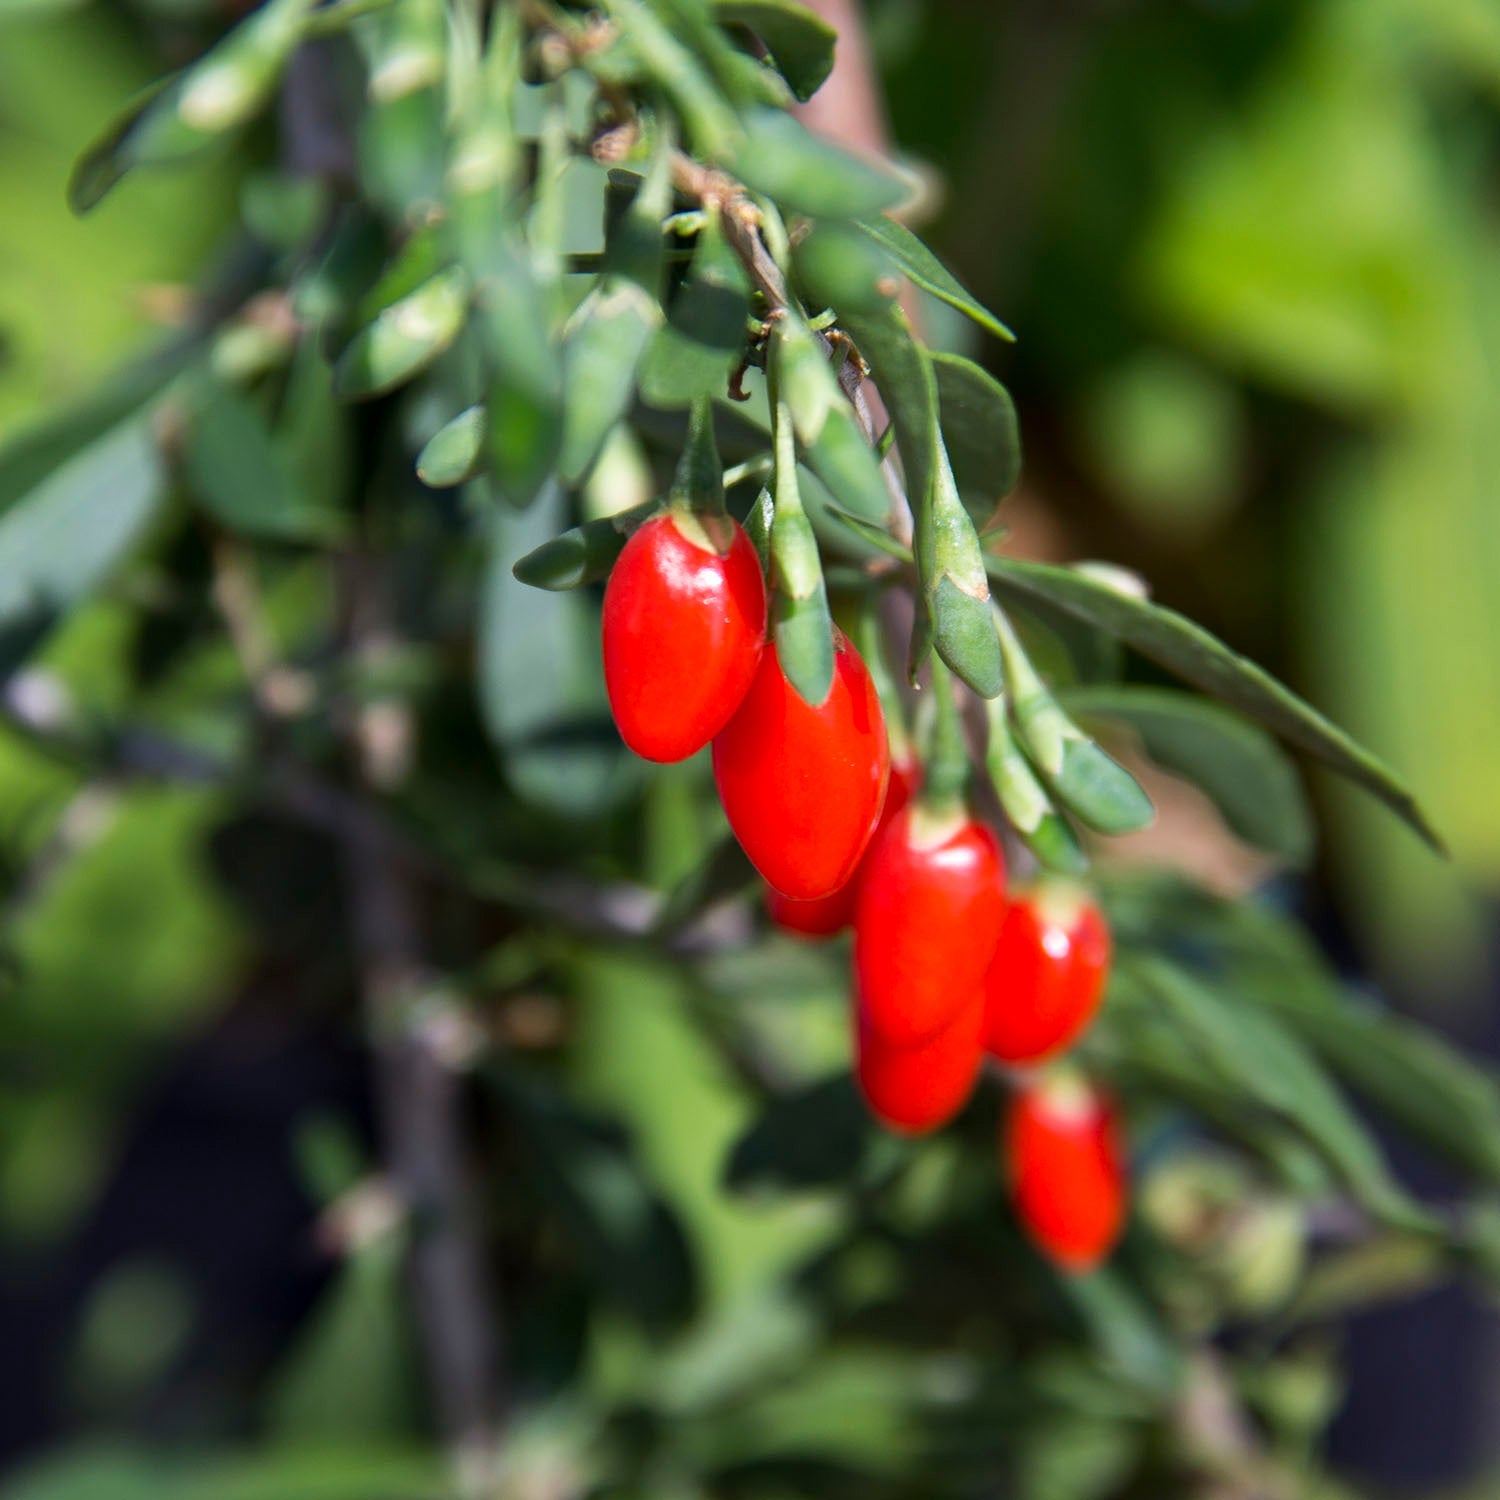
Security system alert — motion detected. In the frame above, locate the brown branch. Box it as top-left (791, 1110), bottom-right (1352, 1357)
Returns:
top-left (336, 548), bottom-right (505, 1483)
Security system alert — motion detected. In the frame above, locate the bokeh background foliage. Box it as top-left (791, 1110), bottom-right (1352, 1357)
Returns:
top-left (0, 1), bottom-right (1497, 1498)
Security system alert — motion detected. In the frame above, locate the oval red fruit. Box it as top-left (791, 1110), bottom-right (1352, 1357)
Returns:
top-left (853, 806), bottom-right (1006, 1049)
top-left (983, 882), bottom-right (1111, 1064)
top-left (767, 756), bottom-right (920, 938)
top-left (712, 630), bottom-right (890, 900)
top-left (602, 511), bottom-right (766, 762)
top-left (1006, 1072), bottom-right (1125, 1272)
top-left (855, 990), bottom-right (984, 1135)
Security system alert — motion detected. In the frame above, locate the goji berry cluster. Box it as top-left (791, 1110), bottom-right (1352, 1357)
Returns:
top-left (602, 507), bottom-right (1125, 1273)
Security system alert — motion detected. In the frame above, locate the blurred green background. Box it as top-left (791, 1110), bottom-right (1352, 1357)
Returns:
top-left (0, 0), bottom-right (1497, 1495)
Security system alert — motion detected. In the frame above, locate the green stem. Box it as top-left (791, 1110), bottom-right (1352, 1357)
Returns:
top-left (854, 600), bottom-right (911, 765)
top-left (922, 656), bottom-right (969, 811)
top-left (668, 397), bottom-right (726, 518)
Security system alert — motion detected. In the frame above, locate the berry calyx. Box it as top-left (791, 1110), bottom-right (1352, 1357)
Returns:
top-left (853, 803), bottom-right (1006, 1049)
top-left (1006, 1070), bottom-right (1125, 1272)
top-left (602, 509), bottom-right (766, 763)
top-left (983, 881), bottom-right (1111, 1064)
top-left (767, 755), bottom-right (920, 938)
top-left (855, 988), bottom-right (984, 1135)
top-left (712, 629), bottom-right (890, 900)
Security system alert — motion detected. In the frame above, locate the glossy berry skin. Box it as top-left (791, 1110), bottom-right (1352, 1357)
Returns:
top-left (853, 807), bottom-right (1006, 1049)
top-left (983, 882), bottom-right (1111, 1064)
top-left (603, 511), bottom-right (766, 763)
top-left (766, 757), bottom-right (920, 938)
top-left (1007, 1074), bottom-right (1125, 1272)
top-left (855, 989), bottom-right (984, 1135)
top-left (712, 630), bottom-right (890, 900)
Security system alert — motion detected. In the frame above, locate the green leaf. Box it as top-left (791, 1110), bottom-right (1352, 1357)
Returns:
top-left (1047, 736), bottom-right (1156, 836)
top-left (1062, 685), bottom-right (1313, 863)
top-left (834, 304), bottom-right (936, 675)
top-left (470, 230), bottom-right (564, 509)
top-left (851, 215), bottom-right (1015, 342)
top-left (995, 605), bottom-right (1152, 834)
top-left (1061, 1269), bottom-right (1182, 1397)
top-left (0, 415), bottom-right (164, 670)
top-left (0, 359), bottom-right (177, 517)
top-left (333, 266), bottom-right (470, 400)
top-left (804, 405), bottom-right (890, 523)
top-left (511, 499), bottom-right (657, 591)
top-left (1271, 988), bottom-right (1500, 1186)
top-left (822, 505), bottom-right (913, 563)
top-left (985, 698), bottom-right (1088, 874)
top-left (793, 220), bottom-right (901, 314)
top-left (986, 558), bottom-right (1442, 850)
top-left (729, 109), bottom-right (910, 219)
top-left (1130, 956), bottom-right (1433, 1231)
top-left (559, 282), bottom-right (660, 482)
top-left (185, 382), bottom-right (344, 542)
top-left (931, 350), bottom-right (1021, 525)
top-left (68, 0), bottom-right (317, 212)
top-left (715, 0), bottom-right (836, 101)
top-left (723, 1073), bottom-right (869, 1193)
top-left (479, 482), bottom-right (629, 813)
top-left (639, 210), bottom-right (752, 410)
top-left (416, 405), bottom-right (486, 488)
top-left (1129, 882), bottom-right (1500, 1185)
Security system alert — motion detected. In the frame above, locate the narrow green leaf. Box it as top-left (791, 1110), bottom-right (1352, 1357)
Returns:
top-left (839, 305), bottom-right (1000, 691)
top-left (804, 404), bottom-right (890, 523)
top-left (836, 305), bottom-right (936, 672)
top-left (333, 266), bottom-right (470, 399)
top-left (985, 697), bottom-right (1088, 874)
top-left (793, 220), bottom-right (901, 314)
top-left (462, 219), bottom-right (564, 508)
top-left (1062, 685), bottom-right (1314, 864)
top-left (985, 558), bottom-right (1442, 850)
top-left (729, 108), bottom-right (910, 219)
top-left (714, 0), bottom-right (836, 101)
top-left (822, 505), bottom-right (913, 563)
top-left (559, 283), bottom-right (660, 482)
top-left (638, 210), bottom-right (751, 409)
top-left (599, 0), bottom-right (740, 155)
top-left (1272, 991), bottom-right (1500, 1186)
top-left (510, 500), bottom-right (657, 592)
top-left (932, 350), bottom-right (1021, 526)
top-left (852, 215), bottom-right (1015, 342)
top-left (416, 405), bottom-right (486, 488)
top-left (68, 0), bottom-right (317, 211)
top-left (480, 482), bottom-right (629, 812)
top-left (996, 606), bottom-right (1152, 834)
top-left (1131, 956), bottom-right (1434, 1231)
top-left (185, 382), bottom-right (344, 542)
top-left (0, 358), bottom-right (178, 517)
top-left (1049, 737), bottom-right (1155, 836)
top-left (0, 415), bottom-right (164, 660)
top-left (768, 352), bottom-right (834, 706)
top-left (648, 0), bottom-right (791, 109)
top-left (1123, 881), bottom-right (1500, 1186)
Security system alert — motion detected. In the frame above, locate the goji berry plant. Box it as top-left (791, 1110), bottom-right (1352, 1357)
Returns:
top-left (2, 1), bottom-right (1498, 1497)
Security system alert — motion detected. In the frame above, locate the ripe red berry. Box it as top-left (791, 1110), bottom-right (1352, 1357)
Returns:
top-left (854, 988), bottom-right (984, 1134)
top-left (983, 881), bottom-right (1111, 1064)
top-left (1006, 1072), bottom-right (1125, 1272)
top-left (853, 806), bottom-right (1006, 1050)
top-left (712, 630), bottom-right (890, 900)
top-left (602, 510), bottom-right (766, 763)
top-left (766, 756), bottom-right (920, 938)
